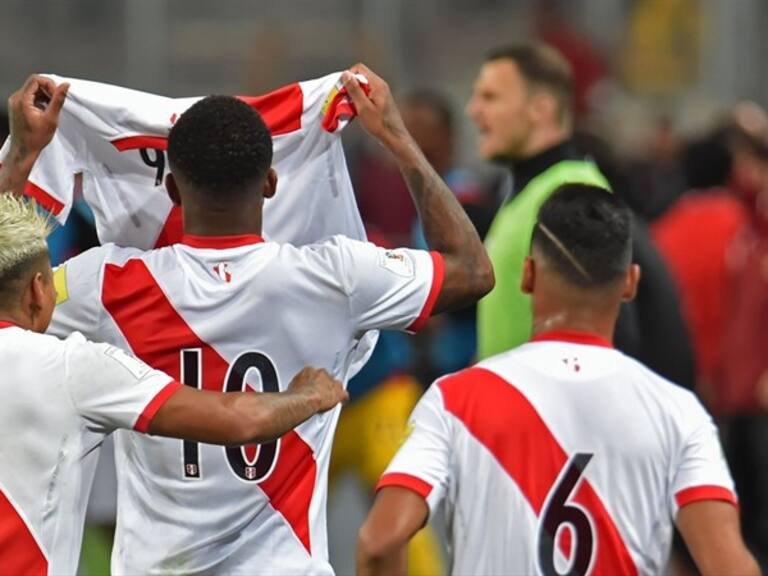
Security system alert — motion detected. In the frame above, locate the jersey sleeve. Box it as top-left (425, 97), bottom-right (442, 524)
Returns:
top-left (330, 235), bottom-right (444, 333)
top-left (63, 334), bottom-right (182, 434)
top-left (376, 384), bottom-right (452, 519)
top-left (669, 402), bottom-right (737, 516)
top-left (47, 244), bottom-right (142, 341)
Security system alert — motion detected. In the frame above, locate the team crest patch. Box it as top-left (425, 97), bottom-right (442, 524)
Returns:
top-left (213, 262), bottom-right (232, 283)
top-left (378, 250), bottom-right (415, 278)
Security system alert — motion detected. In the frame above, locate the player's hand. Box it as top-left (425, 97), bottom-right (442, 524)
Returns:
top-left (342, 63), bottom-right (410, 150)
top-left (288, 367), bottom-right (349, 413)
top-left (8, 75), bottom-right (69, 156)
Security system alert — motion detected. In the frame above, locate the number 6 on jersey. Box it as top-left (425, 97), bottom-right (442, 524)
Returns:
top-left (538, 453), bottom-right (595, 576)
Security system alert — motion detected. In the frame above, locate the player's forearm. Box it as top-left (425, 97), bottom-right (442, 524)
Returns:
top-left (224, 390), bottom-right (323, 445)
top-left (0, 145), bottom-right (38, 195)
top-left (356, 529), bottom-right (408, 576)
top-left (388, 134), bottom-right (494, 309)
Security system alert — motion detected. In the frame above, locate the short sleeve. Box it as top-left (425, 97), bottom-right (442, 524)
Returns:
top-left (377, 384), bottom-right (452, 518)
top-left (331, 236), bottom-right (444, 333)
top-left (670, 406), bottom-right (737, 516)
top-left (48, 244), bottom-right (143, 341)
top-left (63, 334), bottom-right (181, 434)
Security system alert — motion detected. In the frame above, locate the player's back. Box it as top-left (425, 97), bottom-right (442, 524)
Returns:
top-left (0, 323), bottom-right (176, 575)
top-left (50, 232), bottom-right (440, 574)
top-left (383, 332), bottom-right (735, 575)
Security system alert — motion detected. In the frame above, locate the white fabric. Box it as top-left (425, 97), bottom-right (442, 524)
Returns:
top-left (47, 235), bottom-right (439, 574)
top-left (383, 339), bottom-right (736, 576)
top-left (0, 327), bottom-right (175, 574)
top-left (0, 72), bottom-right (366, 248)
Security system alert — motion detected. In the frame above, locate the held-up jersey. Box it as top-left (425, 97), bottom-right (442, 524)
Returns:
top-left (380, 331), bottom-right (736, 576)
top-left (48, 234), bottom-right (444, 575)
top-left (0, 72), bottom-right (366, 250)
top-left (0, 323), bottom-right (180, 575)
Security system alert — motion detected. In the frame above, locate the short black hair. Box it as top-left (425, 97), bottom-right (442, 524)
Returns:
top-left (401, 89), bottom-right (454, 132)
top-left (486, 43), bottom-right (574, 125)
top-left (532, 184), bottom-right (632, 287)
top-left (168, 95), bottom-right (272, 198)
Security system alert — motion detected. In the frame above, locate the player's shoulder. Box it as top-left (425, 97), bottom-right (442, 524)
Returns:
top-left (59, 242), bottom-right (147, 271)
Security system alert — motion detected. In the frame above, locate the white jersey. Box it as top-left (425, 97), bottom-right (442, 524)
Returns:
top-left (0, 72), bottom-right (366, 250)
top-left (381, 331), bottom-right (736, 576)
top-left (48, 234), bottom-right (443, 574)
top-left (0, 323), bottom-right (180, 575)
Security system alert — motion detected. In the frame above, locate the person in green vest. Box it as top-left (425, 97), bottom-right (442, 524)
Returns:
top-left (467, 42), bottom-right (610, 359)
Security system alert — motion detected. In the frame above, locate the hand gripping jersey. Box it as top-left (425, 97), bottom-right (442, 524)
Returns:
top-left (0, 72), bottom-right (367, 250)
top-left (381, 331), bottom-right (736, 576)
top-left (0, 323), bottom-right (180, 575)
top-left (48, 234), bottom-right (444, 574)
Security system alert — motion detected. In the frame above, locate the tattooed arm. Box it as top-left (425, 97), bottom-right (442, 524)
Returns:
top-left (342, 64), bottom-right (494, 313)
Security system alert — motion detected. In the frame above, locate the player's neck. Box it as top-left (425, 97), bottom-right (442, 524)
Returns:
top-left (530, 310), bottom-right (616, 344)
top-left (0, 309), bottom-right (34, 331)
top-left (181, 205), bottom-right (263, 237)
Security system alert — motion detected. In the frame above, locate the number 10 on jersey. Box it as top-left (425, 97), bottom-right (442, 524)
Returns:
top-left (180, 348), bottom-right (281, 482)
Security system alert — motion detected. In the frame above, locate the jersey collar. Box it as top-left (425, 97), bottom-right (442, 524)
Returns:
top-left (530, 330), bottom-right (613, 349)
top-left (0, 321), bottom-right (19, 330)
top-left (180, 234), bottom-right (265, 249)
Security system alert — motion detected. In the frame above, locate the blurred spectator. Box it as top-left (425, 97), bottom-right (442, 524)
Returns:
top-left (652, 126), bottom-right (746, 401)
top-left (717, 105), bottom-right (768, 568)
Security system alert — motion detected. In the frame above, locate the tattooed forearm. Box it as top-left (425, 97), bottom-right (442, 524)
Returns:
top-left (390, 135), bottom-right (494, 312)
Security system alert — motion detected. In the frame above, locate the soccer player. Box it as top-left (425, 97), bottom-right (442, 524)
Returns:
top-left (0, 80), bottom-right (348, 575)
top-left (2, 65), bottom-right (493, 574)
top-left (357, 185), bottom-right (760, 575)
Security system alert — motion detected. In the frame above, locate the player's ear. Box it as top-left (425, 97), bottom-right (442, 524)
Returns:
top-left (620, 263), bottom-right (641, 302)
top-left (165, 173), bottom-right (182, 206)
top-left (263, 168), bottom-right (278, 200)
top-left (521, 257), bottom-right (536, 294)
top-left (28, 268), bottom-right (53, 332)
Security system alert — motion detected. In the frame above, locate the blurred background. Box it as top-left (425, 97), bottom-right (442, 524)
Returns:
top-left (2, 0), bottom-right (767, 574)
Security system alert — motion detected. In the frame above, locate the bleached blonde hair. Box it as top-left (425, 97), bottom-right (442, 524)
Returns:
top-left (0, 194), bottom-right (53, 277)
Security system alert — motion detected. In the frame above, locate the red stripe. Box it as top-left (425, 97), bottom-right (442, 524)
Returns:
top-left (376, 473), bottom-right (433, 499)
top-left (236, 83), bottom-right (304, 136)
top-left (111, 83), bottom-right (304, 153)
top-left (531, 330), bottom-right (613, 349)
top-left (439, 367), bottom-right (637, 575)
top-left (154, 206), bottom-right (184, 248)
top-left (407, 251), bottom-right (445, 332)
top-left (134, 381), bottom-right (184, 433)
top-left (23, 181), bottom-right (64, 216)
top-left (0, 489), bottom-right (48, 575)
top-left (180, 234), bottom-right (265, 249)
top-left (111, 135), bottom-right (169, 151)
top-left (675, 485), bottom-right (738, 509)
top-left (0, 321), bottom-right (18, 330)
top-left (101, 260), bottom-right (315, 553)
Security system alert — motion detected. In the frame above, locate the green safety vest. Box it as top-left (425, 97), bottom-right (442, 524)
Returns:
top-left (477, 160), bottom-right (610, 359)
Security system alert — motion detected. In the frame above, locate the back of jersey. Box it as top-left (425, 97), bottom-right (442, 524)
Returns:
top-left (381, 332), bottom-right (736, 575)
top-left (50, 233), bottom-right (441, 574)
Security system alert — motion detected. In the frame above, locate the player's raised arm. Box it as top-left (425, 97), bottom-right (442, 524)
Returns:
top-left (343, 65), bottom-right (494, 314)
top-left (0, 75), bottom-right (69, 194)
top-left (147, 367), bottom-right (349, 445)
top-left (677, 501), bottom-right (761, 576)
